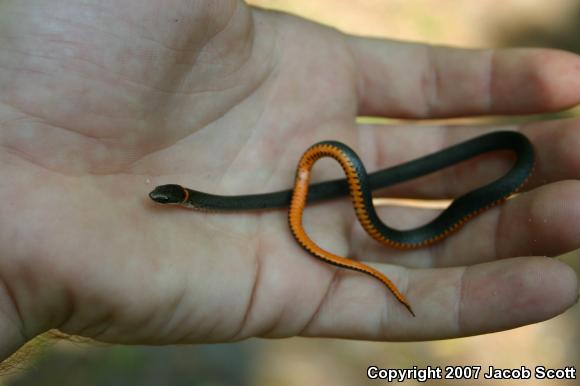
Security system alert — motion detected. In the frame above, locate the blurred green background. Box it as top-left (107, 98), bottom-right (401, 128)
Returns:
top-left (2, 1), bottom-right (580, 385)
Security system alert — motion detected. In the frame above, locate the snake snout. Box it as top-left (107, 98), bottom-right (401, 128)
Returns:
top-left (149, 184), bottom-right (187, 204)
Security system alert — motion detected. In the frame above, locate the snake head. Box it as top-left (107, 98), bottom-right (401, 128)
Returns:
top-left (149, 184), bottom-right (188, 204)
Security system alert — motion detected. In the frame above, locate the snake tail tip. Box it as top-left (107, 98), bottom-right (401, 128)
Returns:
top-left (405, 304), bottom-right (416, 317)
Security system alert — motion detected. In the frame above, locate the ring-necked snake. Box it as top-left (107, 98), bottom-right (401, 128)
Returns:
top-left (149, 131), bottom-right (535, 316)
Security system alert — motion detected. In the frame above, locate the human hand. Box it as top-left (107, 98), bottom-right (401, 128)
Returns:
top-left (1, 0), bottom-right (579, 361)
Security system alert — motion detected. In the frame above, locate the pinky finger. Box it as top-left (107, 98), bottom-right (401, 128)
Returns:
top-left (301, 257), bottom-right (577, 340)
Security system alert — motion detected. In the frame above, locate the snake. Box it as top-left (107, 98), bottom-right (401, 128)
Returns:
top-left (149, 131), bottom-right (535, 316)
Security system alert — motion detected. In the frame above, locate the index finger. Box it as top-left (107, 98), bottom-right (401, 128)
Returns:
top-left (347, 38), bottom-right (580, 119)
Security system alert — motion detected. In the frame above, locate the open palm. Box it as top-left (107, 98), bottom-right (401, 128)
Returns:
top-left (1, 0), bottom-right (579, 360)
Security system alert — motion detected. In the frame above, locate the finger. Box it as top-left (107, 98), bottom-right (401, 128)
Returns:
top-left (356, 119), bottom-right (580, 198)
top-left (346, 37), bottom-right (580, 118)
top-left (300, 257), bottom-right (577, 340)
top-left (0, 280), bottom-right (26, 363)
top-left (352, 180), bottom-right (580, 268)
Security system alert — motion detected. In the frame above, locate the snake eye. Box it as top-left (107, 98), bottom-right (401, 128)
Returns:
top-left (149, 184), bottom-right (187, 204)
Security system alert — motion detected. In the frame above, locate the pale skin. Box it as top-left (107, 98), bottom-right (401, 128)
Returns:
top-left (0, 0), bottom-right (579, 362)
